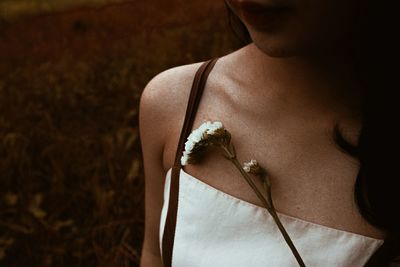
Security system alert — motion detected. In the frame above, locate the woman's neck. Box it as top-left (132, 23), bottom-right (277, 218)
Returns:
top-left (239, 42), bottom-right (363, 117)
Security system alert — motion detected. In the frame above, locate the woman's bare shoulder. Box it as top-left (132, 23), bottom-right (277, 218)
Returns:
top-left (139, 45), bottom-right (248, 116)
top-left (139, 45), bottom-right (247, 116)
top-left (139, 61), bottom-right (208, 155)
top-left (139, 53), bottom-right (244, 169)
top-left (140, 61), bottom-right (206, 116)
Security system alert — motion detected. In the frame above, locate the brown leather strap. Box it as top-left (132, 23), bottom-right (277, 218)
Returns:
top-left (162, 57), bottom-right (219, 267)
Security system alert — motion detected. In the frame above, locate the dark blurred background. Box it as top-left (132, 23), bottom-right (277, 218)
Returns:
top-left (0, 0), bottom-right (242, 266)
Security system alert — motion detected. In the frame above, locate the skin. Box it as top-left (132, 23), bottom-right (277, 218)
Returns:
top-left (139, 1), bottom-right (385, 266)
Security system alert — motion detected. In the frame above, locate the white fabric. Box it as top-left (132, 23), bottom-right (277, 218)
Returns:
top-left (160, 168), bottom-right (384, 267)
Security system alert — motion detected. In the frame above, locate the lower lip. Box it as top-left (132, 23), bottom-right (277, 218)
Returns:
top-left (231, 1), bottom-right (293, 32)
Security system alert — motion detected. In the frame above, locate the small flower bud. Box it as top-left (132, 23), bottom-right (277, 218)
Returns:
top-left (242, 159), bottom-right (264, 175)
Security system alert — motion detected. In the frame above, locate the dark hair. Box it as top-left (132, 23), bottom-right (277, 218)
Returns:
top-left (224, 0), bottom-right (400, 265)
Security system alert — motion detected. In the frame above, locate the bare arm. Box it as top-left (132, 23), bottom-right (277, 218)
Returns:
top-left (139, 62), bottom-right (204, 266)
top-left (139, 72), bottom-right (170, 267)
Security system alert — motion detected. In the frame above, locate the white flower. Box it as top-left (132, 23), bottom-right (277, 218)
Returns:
top-left (189, 128), bottom-right (203, 143)
top-left (181, 151), bottom-right (190, 166)
top-left (184, 139), bottom-right (195, 152)
top-left (198, 121), bottom-right (212, 133)
top-left (207, 121), bottom-right (223, 135)
top-left (180, 121), bottom-right (225, 166)
top-left (243, 159), bottom-right (260, 173)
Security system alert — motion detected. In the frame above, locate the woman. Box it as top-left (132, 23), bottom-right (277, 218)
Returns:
top-left (139, 0), bottom-right (400, 266)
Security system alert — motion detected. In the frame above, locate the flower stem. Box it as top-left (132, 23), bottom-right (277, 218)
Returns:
top-left (221, 145), bottom-right (270, 209)
top-left (221, 144), bottom-right (306, 267)
top-left (268, 209), bottom-right (306, 267)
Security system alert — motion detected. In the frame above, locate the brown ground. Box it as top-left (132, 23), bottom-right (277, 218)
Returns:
top-left (0, 1), bottom-right (242, 266)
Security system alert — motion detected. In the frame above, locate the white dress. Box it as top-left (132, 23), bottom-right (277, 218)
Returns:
top-left (159, 167), bottom-right (384, 267)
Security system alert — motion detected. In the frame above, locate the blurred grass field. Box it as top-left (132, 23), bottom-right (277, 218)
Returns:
top-left (0, 0), bottom-right (242, 266)
top-left (0, 0), bottom-right (125, 21)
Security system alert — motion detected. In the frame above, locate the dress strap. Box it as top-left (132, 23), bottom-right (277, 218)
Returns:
top-left (161, 57), bottom-right (219, 267)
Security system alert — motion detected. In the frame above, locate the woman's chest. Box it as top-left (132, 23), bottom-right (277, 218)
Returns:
top-left (162, 100), bottom-right (385, 240)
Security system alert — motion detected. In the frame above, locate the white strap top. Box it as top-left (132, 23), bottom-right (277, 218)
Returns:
top-left (160, 167), bottom-right (384, 267)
